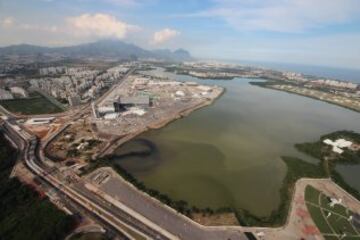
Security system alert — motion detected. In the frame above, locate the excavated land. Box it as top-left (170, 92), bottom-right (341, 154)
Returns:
top-left (94, 74), bottom-right (224, 156)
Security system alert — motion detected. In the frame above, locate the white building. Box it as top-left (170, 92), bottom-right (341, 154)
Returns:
top-left (329, 197), bottom-right (343, 208)
top-left (104, 112), bottom-right (120, 120)
top-left (10, 86), bottom-right (28, 98)
top-left (25, 117), bottom-right (55, 125)
top-left (323, 138), bottom-right (353, 154)
top-left (175, 90), bottom-right (185, 97)
top-left (0, 88), bottom-right (13, 100)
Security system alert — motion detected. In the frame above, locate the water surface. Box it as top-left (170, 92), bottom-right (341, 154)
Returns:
top-left (113, 68), bottom-right (360, 216)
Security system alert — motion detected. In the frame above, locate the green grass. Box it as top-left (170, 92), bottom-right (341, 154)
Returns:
top-left (320, 194), bottom-right (350, 217)
top-left (323, 236), bottom-right (339, 240)
top-left (295, 130), bottom-right (360, 166)
top-left (0, 92), bottom-right (64, 115)
top-left (305, 184), bottom-right (321, 204)
top-left (306, 204), bottom-right (333, 234)
top-left (305, 185), bottom-right (360, 239)
top-left (328, 215), bottom-right (357, 235)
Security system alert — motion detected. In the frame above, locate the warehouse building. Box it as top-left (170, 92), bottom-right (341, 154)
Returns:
top-left (113, 96), bottom-right (150, 112)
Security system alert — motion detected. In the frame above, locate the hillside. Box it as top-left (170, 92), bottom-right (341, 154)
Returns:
top-left (0, 39), bottom-right (192, 62)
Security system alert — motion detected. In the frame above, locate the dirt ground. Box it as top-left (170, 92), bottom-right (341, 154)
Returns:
top-left (192, 212), bottom-right (239, 226)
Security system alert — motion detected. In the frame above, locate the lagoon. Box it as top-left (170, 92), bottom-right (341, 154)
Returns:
top-left (112, 68), bottom-right (360, 217)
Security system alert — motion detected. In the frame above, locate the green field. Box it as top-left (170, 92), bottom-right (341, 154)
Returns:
top-left (0, 92), bottom-right (64, 115)
top-left (305, 185), bottom-right (360, 240)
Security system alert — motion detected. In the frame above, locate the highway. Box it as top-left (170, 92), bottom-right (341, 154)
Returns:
top-left (1, 118), bottom-right (177, 240)
top-left (0, 67), bottom-right (251, 240)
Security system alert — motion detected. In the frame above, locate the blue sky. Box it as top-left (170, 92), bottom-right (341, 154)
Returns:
top-left (1, 0), bottom-right (360, 69)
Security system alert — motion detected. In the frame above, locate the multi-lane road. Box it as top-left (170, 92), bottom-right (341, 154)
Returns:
top-left (0, 67), bottom-right (251, 240)
top-left (1, 118), bottom-right (177, 240)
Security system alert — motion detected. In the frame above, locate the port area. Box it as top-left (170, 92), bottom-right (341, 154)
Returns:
top-left (93, 73), bottom-right (223, 137)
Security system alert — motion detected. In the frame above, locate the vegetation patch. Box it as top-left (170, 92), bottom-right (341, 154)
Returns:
top-left (305, 185), bottom-right (360, 239)
top-left (0, 92), bottom-right (64, 115)
top-left (295, 131), bottom-right (360, 165)
top-left (295, 130), bottom-right (360, 200)
top-left (0, 133), bottom-right (76, 240)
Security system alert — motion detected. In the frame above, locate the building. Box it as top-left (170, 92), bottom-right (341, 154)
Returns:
top-left (113, 96), bottom-right (150, 112)
top-left (103, 112), bottom-right (120, 120)
top-left (323, 138), bottom-right (353, 154)
top-left (25, 117), bottom-right (55, 125)
top-left (68, 95), bottom-right (81, 107)
top-left (91, 102), bottom-right (100, 118)
top-left (0, 88), bottom-right (13, 100)
top-left (10, 86), bottom-right (28, 98)
top-left (98, 106), bottom-right (115, 115)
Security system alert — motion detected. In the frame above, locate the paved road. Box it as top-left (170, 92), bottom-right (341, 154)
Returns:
top-left (1, 67), bottom-right (251, 240)
top-left (98, 170), bottom-right (248, 240)
top-left (2, 120), bottom-right (174, 240)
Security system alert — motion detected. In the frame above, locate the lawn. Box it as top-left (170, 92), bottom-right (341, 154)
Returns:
top-left (0, 92), bottom-right (64, 115)
top-left (305, 186), bottom-right (360, 239)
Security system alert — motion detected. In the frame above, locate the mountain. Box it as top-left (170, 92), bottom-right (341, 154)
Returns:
top-left (152, 48), bottom-right (191, 61)
top-left (0, 39), bottom-right (192, 61)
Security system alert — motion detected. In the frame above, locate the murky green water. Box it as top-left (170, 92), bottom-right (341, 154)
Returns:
top-left (112, 68), bottom-right (360, 217)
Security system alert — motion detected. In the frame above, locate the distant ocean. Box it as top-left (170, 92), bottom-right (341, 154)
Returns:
top-left (217, 59), bottom-right (360, 84)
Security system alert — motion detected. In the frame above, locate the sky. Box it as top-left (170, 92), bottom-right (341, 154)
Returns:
top-left (1, 0), bottom-right (360, 69)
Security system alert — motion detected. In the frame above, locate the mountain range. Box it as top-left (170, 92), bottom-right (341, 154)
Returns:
top-left (0, 40), bottom-right (192, 62)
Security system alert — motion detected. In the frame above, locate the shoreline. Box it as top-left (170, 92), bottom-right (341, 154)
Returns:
top-left (167, 69), bottom-right (360, 114)
top-left (98, 87), bottom-right (225, 157)
top-left (250, 81), bottom-right (360, 114)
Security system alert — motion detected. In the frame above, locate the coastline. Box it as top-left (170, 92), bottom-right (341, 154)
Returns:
top-left (167, 68), bottom-right (360, 114)
top-left (250, 81), bottom-right (360, 113)
top-left (98, 87), bottom-right (225, 157)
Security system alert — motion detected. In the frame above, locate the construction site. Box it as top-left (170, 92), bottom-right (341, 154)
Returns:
top-left (93, 73), bottom-right (223, 137)
top-left (45, 118), bottom-right (106, 166)
top-left (34, 72), bottom-right (223, 170)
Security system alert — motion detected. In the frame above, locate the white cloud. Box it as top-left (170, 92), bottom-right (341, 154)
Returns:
top-left (1, 17), bottom-right (15, 28)
top-left (193, 0), bottom-right (360, 32)
top-left (151, 28), bottom-right (180, 44)
top-left (66, 13), bottom-right (140, 39)
top-left (102, 0), bottom-right (139, 6)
